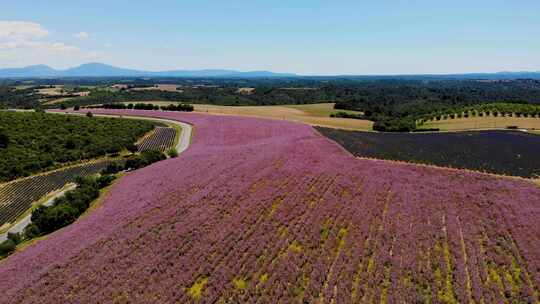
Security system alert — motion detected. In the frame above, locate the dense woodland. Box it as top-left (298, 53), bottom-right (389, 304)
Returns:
top-left (0, 111), bottom-right (155, 182)
top-left (0, 87), bottom-right (40, 109)
top-left (2, 79), bottom-right (540, 131)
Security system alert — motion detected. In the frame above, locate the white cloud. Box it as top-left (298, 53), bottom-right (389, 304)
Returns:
top-left (0, 21), bottom-right (100, 68)
top-left (74, 31), bottom-right (89, 39)
top-left (0, 21), bottom-right (49, 40)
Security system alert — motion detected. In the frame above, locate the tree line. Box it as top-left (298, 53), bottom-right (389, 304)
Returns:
top-left (84, 102), bottom-right (194, 112)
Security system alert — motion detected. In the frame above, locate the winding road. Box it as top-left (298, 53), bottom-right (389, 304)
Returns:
top-left (0, 185), bottom-right (76, 242)
top-left (48, 110), bottom-right (193, 154)
top-left (0, 110), bottom-right (193, 242)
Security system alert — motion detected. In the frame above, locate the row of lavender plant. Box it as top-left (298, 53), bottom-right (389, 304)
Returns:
top-left (0, 109), bottom-right (538, 303)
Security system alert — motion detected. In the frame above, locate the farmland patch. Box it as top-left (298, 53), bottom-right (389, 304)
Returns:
top-left (317, 128), bottom-right (540, 178)
top-left (1, 110), bottom-right (538, 303)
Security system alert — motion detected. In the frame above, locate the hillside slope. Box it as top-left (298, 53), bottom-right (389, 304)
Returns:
top-left (0, 110), bottom-right (538, 303)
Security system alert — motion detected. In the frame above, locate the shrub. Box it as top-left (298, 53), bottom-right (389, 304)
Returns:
top-left (97, 174), bottom-right (115, 188)
top-left (373, 117), bottom-right (416, 132)
top-left (330, 112), bottom-right (366, 120)
top-left (24, 223), bottom-right (41, 239)
top-left (7, 232), bottom-right (21, 245)
top-left (0, 131), bottom-right (8, 149)
top-left (167, 148), bottom-right (179, 158)
top-left (124, 150), bottom-right (167, 170)
top-left (0, 239), bottom-right (16, 256)
top-left (102, 162), bottom-right (123, 175)
top-left (86, 112), bottom-right (94, 118)
top-left (160, 104), bottom-right (194, 112)
top-left (127, 144), bottom-right (139, 154)
top-left (74, 105), bottom-right (80, 111)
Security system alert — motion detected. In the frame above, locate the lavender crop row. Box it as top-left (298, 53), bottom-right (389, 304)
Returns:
top-left (0, 109), bottom-right (538, 303)
top-left (0, 160), bottom-right (117, 227)
top-left (137, 127), bottom-right (176, 152)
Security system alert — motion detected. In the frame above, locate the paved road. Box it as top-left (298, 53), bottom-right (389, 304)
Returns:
top-left (0, 111), bottom-right (192, 243)
top-left (0, 185), bottom-right (76, 242)
top-left (48, 111), bottom-right (193, 154)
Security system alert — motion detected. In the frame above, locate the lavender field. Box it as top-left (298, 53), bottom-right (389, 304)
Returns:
top-left (0, 109), bottom-right (538, 303)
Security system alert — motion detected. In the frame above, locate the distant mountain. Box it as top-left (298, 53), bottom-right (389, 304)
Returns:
top-left (0, 63), bottom-right (296, 78)
top-left (1, 63), bottom-right (539, 79)
top-left (0, 65), bottom-right (59, 78)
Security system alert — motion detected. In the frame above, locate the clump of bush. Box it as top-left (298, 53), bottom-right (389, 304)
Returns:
top-left (86, 102), bottom-right (194, 112)
top-left (167, 148), bottom-right (179, 158)
top-left (160, 104), bottom-right (194, 112)
top-left (373, 117), bottom-right (416, 132)
top-left (330, 111), bottom-right (366, 120)
top-left (0, 232), bottom-right (22, 257)
top-left (25, 175), bottom-right (112, 237)
top-left (124, 150), bottom-right (167, 170)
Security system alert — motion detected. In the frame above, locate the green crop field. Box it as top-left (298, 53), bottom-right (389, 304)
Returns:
top-left (0, 111), bottom-right (155, 182)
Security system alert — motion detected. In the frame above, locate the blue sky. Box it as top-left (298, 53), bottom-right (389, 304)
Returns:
top-left (1, 0), bottom-right (539, 75)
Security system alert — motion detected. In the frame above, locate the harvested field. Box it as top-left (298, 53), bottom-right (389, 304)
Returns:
top-left (194, 103), bottom-right (373, 131)
top-left (37, 86), bottom-right (65, 96)
top-left (317, 128), bottom-right (540, 178)
top-left (131, 84), bottom-right (181, 92)
top-left (283, 103), bottom-right (363, 117)
top-left (424, 116), bottom-right (540, 131)
top-left (1, 109), bottom-right (538, 303)
top-left (236, 87), bottom-right (255, 94)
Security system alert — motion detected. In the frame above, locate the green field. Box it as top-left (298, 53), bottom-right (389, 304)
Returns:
top-left (0, 111), bottom-right (156, 182)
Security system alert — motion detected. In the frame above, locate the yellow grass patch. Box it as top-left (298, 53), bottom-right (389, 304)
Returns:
top-left (187, 277), bottom-right (208, 299)
top-left (259, 273), bottom-right (268, 284)
top-left (193, 103), bottom-right (373, 131)
top-left (38, 85), bottom-right (65, 96)
top-left (114, 102), bottom-right (372, 130)
top-left (424, 116), bottom-right (540, 131)
top-left (233, 277), bottom-right (247, 290)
